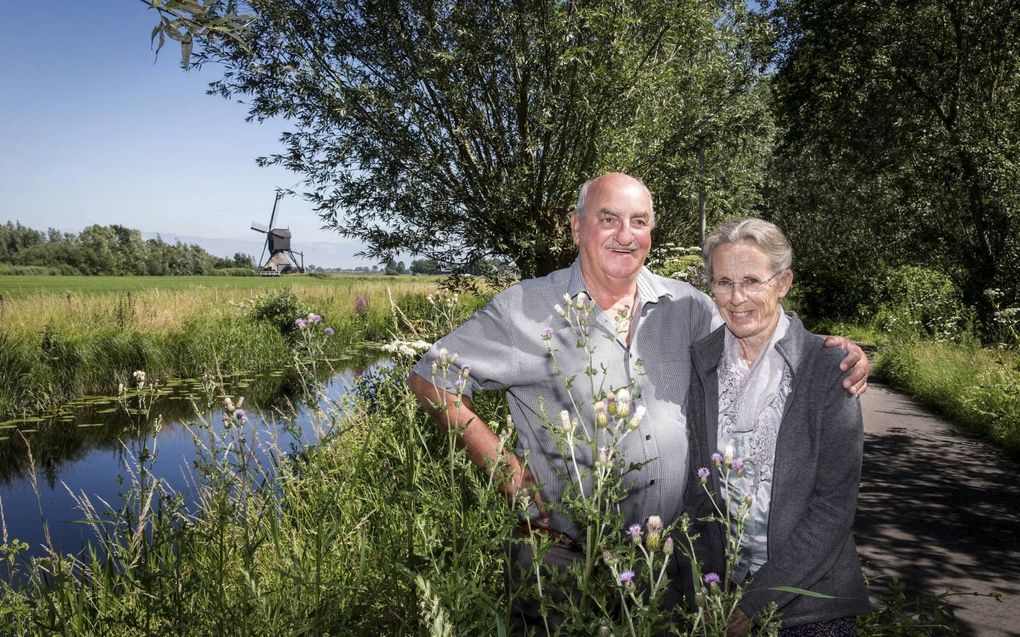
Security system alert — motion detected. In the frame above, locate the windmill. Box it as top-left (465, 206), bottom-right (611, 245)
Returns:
top-left (251, 192), bottom-right (305, 275)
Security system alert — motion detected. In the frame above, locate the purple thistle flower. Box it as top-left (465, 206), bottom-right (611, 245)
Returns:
top-left (711, 452), bottom-right (723, 465)
top-left (732, 458), bottom-right (745, 473)
top-left (627, 523), bottom-right (642, 541)
top-left (697, 467), bottom-right (711, 482)
top-left (307, 313), bottom-right (322, 324)
top-left (541, 326), bottom-right (554, 340)
top-left (234, 408), bottom-right (248, 424)
top-left (703, 572), bottom-right (720, 587)
top-left (295, 318), bottom-right (308, 329)
top-left (619, 570), bottom-right (635, 584)
top-left (354, 295), bottom-right (368, 315)
top-left (324, 327), bottom-right (335, 337)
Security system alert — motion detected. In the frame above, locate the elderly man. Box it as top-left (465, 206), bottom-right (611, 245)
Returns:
top-left (408, 172), bottom-right (867, 632)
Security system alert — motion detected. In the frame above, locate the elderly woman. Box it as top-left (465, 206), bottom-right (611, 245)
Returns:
top-left (680, 218), bottom-right (870, 636)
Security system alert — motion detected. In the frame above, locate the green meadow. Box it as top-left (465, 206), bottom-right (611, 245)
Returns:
top-left (0, 274), bottom-right (459, 420)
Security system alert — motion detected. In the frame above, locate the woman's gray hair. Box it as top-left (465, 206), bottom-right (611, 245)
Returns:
top-left (702, 218), bottom-right (793, 281)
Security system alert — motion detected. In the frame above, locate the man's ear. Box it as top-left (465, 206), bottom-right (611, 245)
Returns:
top-left (569, 213), bottom-right (581, 244)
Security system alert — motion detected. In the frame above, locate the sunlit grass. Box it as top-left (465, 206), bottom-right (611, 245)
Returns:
top-left (877, 339), bottom-right (1020, 457)
top-left (0, 276), bottom-right (468, 420)
top-left (0, 274), bottom-right (440, 335)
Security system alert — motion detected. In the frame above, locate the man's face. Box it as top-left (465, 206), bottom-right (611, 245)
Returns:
top-left (570, 175), bottom-right (653, 287)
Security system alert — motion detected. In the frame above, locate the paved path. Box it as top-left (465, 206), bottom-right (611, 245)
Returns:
top-left (856, 383), bottom-right (1020, 636)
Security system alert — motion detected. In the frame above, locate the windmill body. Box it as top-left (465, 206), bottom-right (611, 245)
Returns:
top-left (250, 193), bottom-right (305, 275)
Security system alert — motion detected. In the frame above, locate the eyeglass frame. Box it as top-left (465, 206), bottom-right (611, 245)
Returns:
top-left (709, 269), bottom-right (786, 296)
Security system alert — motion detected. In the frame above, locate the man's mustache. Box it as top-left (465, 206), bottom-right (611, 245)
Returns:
top-left (606, 242), bottom-right (638, 252)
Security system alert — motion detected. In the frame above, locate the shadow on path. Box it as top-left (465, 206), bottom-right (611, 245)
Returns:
top-left (855, 384), bottom-right (1020, 636)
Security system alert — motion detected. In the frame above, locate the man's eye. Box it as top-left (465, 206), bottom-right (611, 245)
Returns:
top-left (743, 278), bottom-right (762, 286)
top-left (633, 218), bottom-right (649, 228)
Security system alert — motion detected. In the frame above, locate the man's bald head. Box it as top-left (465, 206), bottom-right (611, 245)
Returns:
top-left (574, 173), bottom-right (655, 226)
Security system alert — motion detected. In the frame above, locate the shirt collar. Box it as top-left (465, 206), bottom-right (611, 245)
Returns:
top-left (566, 258), bottom-right (673, 305)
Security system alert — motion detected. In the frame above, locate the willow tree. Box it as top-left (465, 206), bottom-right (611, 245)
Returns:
top-left (154, 0), bottom-right (772, 280)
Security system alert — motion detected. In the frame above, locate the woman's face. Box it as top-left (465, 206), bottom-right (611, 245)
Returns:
top-left (710, 241), bottom-right (793, 345)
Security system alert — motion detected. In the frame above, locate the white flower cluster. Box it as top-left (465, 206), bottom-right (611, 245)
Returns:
top-left (381, 339), bottom-right (433, 358)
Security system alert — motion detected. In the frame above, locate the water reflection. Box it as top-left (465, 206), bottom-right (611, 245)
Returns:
top-left (0, 356), bottom-right (387, 559)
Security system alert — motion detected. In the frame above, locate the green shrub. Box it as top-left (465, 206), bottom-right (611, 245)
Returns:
top-left (0, 263), bottom-right (73, 276)
top-left (249, 288), bottom-right (315, 340)
top-left (873, 266), bottom-right (973, 341)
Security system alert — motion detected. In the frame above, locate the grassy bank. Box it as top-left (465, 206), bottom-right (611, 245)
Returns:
top-left (0, 275), bottom-right (474, 420)
top-left (876, 339), bottom-right (1020, 457)
top-left (0, 298), bottom-right (953, 635)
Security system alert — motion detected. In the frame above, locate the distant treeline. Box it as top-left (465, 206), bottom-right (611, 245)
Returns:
top-left (0, 222), bottom-right (254, 276)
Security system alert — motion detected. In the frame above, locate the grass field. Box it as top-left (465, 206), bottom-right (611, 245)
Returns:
top-left (0, 273), bottom-right (430, 299)
top-left (0, 274), bottom-right (471, 420)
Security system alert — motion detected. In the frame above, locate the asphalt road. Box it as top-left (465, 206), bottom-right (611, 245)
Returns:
top-left (855, 383), bottom-right (1020, 636)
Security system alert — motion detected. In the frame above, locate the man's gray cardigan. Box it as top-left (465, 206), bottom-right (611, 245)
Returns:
top-left (676, 312), bottom-right (871, 628)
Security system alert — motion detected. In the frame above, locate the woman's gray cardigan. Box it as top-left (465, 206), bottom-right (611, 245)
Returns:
top-left (677, 313), bottom-right (871, 628)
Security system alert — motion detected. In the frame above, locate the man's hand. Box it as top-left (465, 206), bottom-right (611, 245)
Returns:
top-left (409, 371), bottom-right (549, 523)
top-left (508, 465), bottom-right (549, 526)
top-left (823, 335), bottom-right (869, 396)
top-left (726, 607), bottom-right (751, 637)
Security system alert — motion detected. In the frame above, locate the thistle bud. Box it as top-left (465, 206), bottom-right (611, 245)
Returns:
top-left (615, 388), bottom-right (632, 418)
top-left (628, 404), bottom-right (646, 430)
top-left (559, 410), bottom-right (574, 433)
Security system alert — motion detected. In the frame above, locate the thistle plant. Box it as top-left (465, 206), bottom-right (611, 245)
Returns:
top-left (679, 455), bottom-right (781, 636)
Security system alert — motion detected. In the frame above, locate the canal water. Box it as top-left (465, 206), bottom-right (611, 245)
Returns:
top-left (0, 358), bottom-right (387, 560)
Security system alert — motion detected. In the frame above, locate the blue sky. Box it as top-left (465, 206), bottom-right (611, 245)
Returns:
top-left (0, 1), bottom-right (371, 268)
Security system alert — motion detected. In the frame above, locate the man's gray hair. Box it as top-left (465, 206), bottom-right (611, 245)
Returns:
top-left (574, 175), bottom-right (655, 224)
top-left (702, 217), bottom-right (793, 281)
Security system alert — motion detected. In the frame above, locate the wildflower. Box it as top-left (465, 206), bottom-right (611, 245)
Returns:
top-left (646, 515), bottom-right (663, 550)
top-left (559, 410), bottom-right (575, 434)
top-left (234, 408), bottom-right (248, 424)
top-left (324, 327), bottom-right (335, 337)
top-left (732, 458), bottom-right (745, 475)
top-left (295, 318), bottom-right (308, 329)
top-left (619, 570), bottom-right (635, 585)
top-left (704, 572), bottom-right (721, 587)
top-left (236, 397), bottom-right (244, 408)
top-left (224, 397), bottom-right (235, 413)
top-left (646, 515), bottom-right (662, 535)
top-left (594, 399), bottom-right (608, 427)
top-left (459, 365), bottom-right (472, 378)
top-left (627, 523), bottom-right (643, 543)
top-left (697, 467), bottom-right (711, 483)
top-left (711, 452), bottom-right (723, 465)
top-left (596, 446), bottom-right (612, 468)
top-left (354, 295), bottom-right (368, 315)
top-left (615, 388), bottom-right (631, 418)
top-left (541, 326), bottom-right (554, 341)
top-left (117, 383), bottom-right (125, 394)
top-left (628, 404), bottom-right (646, 430)
top-left (663, 536), bottom-right (674, 555)
top-left (554, 303), bottom-right (566, 318)
top-left (307, 312), bottom-right (322, 323)
top-left (455, 378), bottom-right (467, 391)
top-left (132, 370), bottom-right (146, 383)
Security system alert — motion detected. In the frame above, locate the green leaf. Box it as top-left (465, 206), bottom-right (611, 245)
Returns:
top-left (769, 585), bottom-right (836, 599)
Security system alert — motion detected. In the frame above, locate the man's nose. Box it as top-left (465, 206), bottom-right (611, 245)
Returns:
top-left (615, 221), bottom-right (635, 244)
